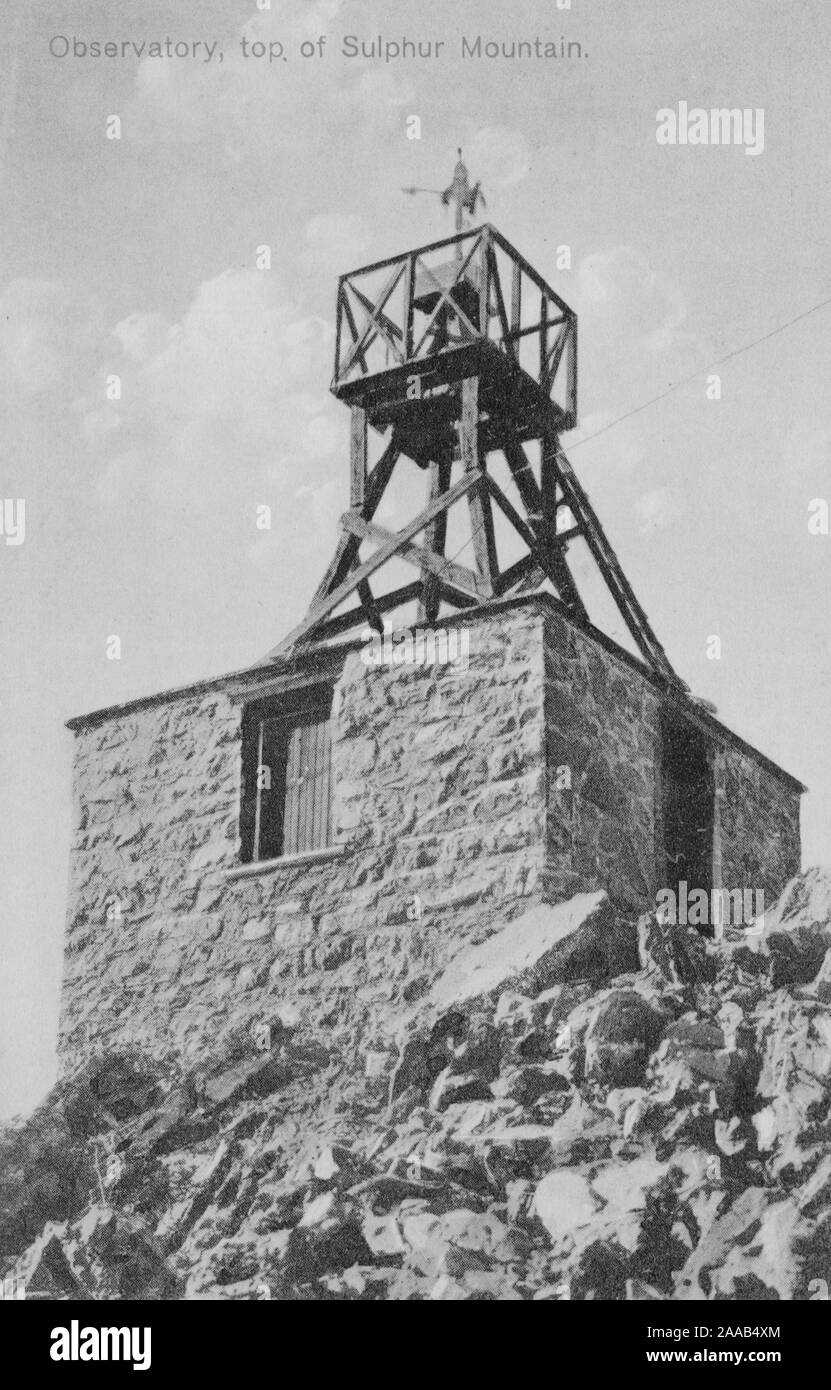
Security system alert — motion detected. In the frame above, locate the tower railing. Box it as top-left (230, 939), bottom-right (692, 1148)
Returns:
top-left (332, 223), bottom-right (577, 431)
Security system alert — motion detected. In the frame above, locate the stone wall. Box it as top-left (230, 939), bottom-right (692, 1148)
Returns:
top-left (716, 745), bottom-right (802, 905)
top-left (59, 604), bottom-right (549, 1076)
top-left (59, 595), bottom-right (803, 1075)
top-left (542, 607), bottom-right (664, 913)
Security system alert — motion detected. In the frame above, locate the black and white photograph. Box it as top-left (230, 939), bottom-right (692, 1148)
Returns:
top-left (1, 0), bottom-right (830, 1359)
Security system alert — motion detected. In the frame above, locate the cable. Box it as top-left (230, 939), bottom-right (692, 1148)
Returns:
top-left (439, 288), bottom-right (831, 571)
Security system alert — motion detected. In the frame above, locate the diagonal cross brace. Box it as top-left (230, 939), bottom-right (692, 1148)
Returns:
top-left (500, 436), bottom-right (590, 623)
top-left (342, 513), bottom-right (485, 599)
top-left (340, 262), bottom-right (405, 380)
top-left (262, 470), bottom-right (481, 660)
top-left (552, 443), bottom-right (684, 687)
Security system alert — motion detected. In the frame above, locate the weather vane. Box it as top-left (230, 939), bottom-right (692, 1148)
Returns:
top-left (402, 148), bottom-right (486, 235)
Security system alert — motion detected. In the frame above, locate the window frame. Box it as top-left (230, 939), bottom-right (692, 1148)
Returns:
top-left (240, 684), bottom-right (334, 865)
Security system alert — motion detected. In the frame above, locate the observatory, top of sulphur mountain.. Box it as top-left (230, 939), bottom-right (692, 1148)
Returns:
top-left (59, 156), bottom-right (804, 1070)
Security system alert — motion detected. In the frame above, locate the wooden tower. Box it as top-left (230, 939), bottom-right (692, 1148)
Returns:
top-left (264, 157), bottom-right (683, 690)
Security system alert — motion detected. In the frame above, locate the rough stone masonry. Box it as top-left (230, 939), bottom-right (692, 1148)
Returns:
top-left (58, 593), bottom-right (802, 1076)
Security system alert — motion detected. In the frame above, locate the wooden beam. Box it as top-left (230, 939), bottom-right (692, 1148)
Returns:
top-left (543, 323), bottom-right (570, 394)
top-left (459, 377), bottom-right (498, 598)
top-left (552, 443), bottom-right (682, 685)
top-left (357, 578), bottom-right (383, 634)
top-left (501, 436), bottom-right (590, 624)
top-left (311, 435), bottom-right (399, 605)
top-left (541, 428), bottom-right (559, 526)
top-left (489, 226), bottom-right (574, 317)
top-left (264, 471), bottom-right (481, 659)
top-left (349, 282), bottom-right (405, 361)
top-left (339, 290), bottom-right (367, 378)
top-left (411, 234), bottom-right (483, 357)
top-left (567, 319), bottom-right (578, 422)
top-left (436, 581), bottom-right (480, 609)
top-left (487, 246), bottom-right (516, 363)
top-left (342, 512), bottom-right (483, 599)
top-left (350, 405), bottom-right (367, 509)
top-left (310, 582), bottom-right (424, 642)
top-left (495, 554), bottom-right (538, 595)
top-left (511, 259), bottom-right (522, 336)
top-left (418, 454), bottom-right (452, 623)
top-left (339, 261), bottom-right (405, 379)
top-left (485, 473), bottom-right (539, 552)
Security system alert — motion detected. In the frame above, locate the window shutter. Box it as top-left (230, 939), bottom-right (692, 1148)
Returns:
top-left (281, 712), bottom-right (332, 856)
top-left (243, 686), bottom-right (334, 863)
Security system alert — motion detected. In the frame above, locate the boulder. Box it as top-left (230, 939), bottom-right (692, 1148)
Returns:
top-left (675, 1188), bottom-right (808, 1300)
top-left (428, 1067), bottom-right (493, 1113)
top-left (736, 867), bottom-right (831, 986)
top-left (429, 892), bottom-right (614, 1014)
top-left (286, 1195), bottom-right (373, 1277)
top-left (491, 1064), bottom-right (571, 1108)
top-left (532, 1171), bottom-right (598, 1244)
top-left (637, 912), bottom-right (713, 987)
top-left (584, 989), bottom-right (668, 1088)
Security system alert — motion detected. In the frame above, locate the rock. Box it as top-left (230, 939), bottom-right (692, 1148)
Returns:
top-left (532, 1172), bottom-right (598, 1244)
top-left (428, 1067), bottom-right (493, 1113)
top-left (572, 1239), bottom-right (631, 1300)
top-left (399, 1206), bottom-right (523, 1281)
top-left (584, 990), bottom-right (667, 1088)
top-left (750, 992), bottom-right (831, 1177)
top-left (7, 1226), bottom-right (93, 1301)
top-left (811, 947), bottom-right (831, 1003)
top-left (734, 867), bottom-right (831, 987)
top-left (202, 1052), bottom-right (292, 1107)
top-left (242, 919), bottom-right (270, 941)
top-left (637, 911), bottom-right (713, 988)
top-left (490, 1064), bottom-right (570, 1107)
top-left (675, 1188), bottom-right (808, 1300)
top-left (18, 866), bottom-right (831, 1303)
top-left (310, 1144), bottom-right (369, 1190)
top-left (157, 1138), bottom-right (234, 1252)
top-left (63, 1205), bottom-right (180, 1300)
top-left (362, 1214), bottom-right (405, 1260)
top-left (429, 892), bottom-right (614, 1013)
top-left (287, 1196), bottom-right (373, 1277)
top-left (666, 1017), bottom-right (725, 1050)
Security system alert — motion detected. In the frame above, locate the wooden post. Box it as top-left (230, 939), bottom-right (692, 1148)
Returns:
top-left (511, 260), bottom-right (522, 336)
top-left (541, 427), bottom-right (559, 529)
top-left (461, 376), bottom-right (497, 596)
top-left (350, 404), bottom-right (367, 509)
top-left (567, 318), bottom-right (578, 423)
top-left (478, 231), bottom-right (489, 335)
top-left (418, 452), bottom-right (452, 624)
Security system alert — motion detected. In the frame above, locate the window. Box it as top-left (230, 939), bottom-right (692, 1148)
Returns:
top-left (240, 686), bottom-right (333, 862)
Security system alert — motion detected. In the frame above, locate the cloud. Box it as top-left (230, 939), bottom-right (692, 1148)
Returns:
top-left (465, 125), bottom-right (531, 190)
top-left (0, 279), bottom-right (105, 396)
top-left (299, 213), bottom-right (372, 279)
top-left (85, 265), bottom-right (344, 527)
top-left (569, 246), bottom-right (703, 427)
top-left (125, 0), bottom-right (408, 162)
top-left (577, 247), bottom-right (687, 353)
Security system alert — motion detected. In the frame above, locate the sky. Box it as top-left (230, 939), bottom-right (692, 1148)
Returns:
top-left (1, 0), bottom-right (830, 1117)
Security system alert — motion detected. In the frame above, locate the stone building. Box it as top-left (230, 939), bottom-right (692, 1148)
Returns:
top-left (58, 200), bottom-right (803, 1071)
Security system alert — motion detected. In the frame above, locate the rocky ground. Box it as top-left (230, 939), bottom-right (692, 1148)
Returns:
top-left (3, 868), bottom-right (831, 1301)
